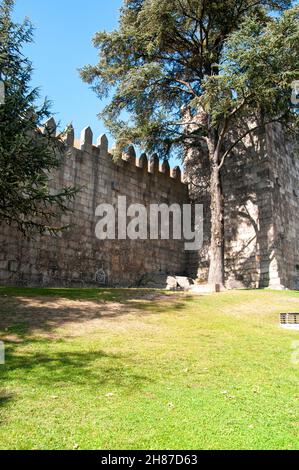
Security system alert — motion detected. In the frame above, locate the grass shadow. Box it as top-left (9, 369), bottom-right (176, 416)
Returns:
top-left (0, 287), bottom-right (189, 336)
top-left (0, 391), bottom-right (14, 409)
top-left (1, 336), bottom-right (152, 394)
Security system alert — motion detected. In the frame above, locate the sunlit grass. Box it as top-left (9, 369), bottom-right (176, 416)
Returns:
top-left (0, 288), bottom-right (298, 450)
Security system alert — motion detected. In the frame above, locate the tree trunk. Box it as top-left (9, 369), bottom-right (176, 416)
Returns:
top-left (207, 143), bottom-right (225, 288)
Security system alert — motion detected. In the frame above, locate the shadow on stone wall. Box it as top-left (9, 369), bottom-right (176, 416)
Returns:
top-left (185, 122), bottom-right (288, 289)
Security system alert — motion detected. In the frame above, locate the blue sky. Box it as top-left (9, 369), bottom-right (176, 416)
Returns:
top-left (13, 0), bottom-right (296, 163)
top-left (14, 0), bottom-right (123, 147)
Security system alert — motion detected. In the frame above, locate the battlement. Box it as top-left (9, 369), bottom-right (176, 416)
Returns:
top-left (0, 117), bottom-right (189, 288)
top-left (0, 117), bottom-right (298, 289)
top-left (43, 117), bottom-right (185, 185)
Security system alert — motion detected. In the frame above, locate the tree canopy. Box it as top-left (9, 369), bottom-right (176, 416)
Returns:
top-left (81, 0), bottom-right (297, 158)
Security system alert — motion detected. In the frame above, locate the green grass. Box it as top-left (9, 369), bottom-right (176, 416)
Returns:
top-left (0, 286), bottom-right (153, 301)
top-left (0, 288), bottom-right (298, 450)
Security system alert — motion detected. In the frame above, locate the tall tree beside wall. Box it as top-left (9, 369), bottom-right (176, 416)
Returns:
top-left (81, 0), bottom-right (298, 287)
top-left (0, 0), bottom-right (77, 235)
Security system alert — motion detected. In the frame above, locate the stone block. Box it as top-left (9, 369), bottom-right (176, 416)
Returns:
top-left (175, 276), bottom-right (194, 290)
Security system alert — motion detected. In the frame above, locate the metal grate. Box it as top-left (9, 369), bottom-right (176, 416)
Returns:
top-left (280, 313), bottom-right (299, 329)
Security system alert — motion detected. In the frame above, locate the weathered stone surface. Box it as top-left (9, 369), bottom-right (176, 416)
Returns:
top-left (185, 122), bottom-right (299, 291)
top-left (175, 276), bottom-right (194, 290)
top-left (97, 134), bottom-right (108, 153)
top-left (123, 145), bottom-right (136, 165)
top-left (0, 141), bottom-right (188, 287)
top-left (138, 153), bottom-right (148, 171)
top-left (138, 274), bottom-right (193, 291)
top-left (63, 124), bottom-right (74, 146)
top-left (150, 154), bottom-right (159, 174)
top-left (80, 126), bottom-right (93, 148)
top-left (43, 117), bottom-right (57, 136)
top-left (138, 274), bottom-right (194, 291)
top-left (139, 273), bottom-right (169, 288)
top-left (172, 166), bottom-right (181, 181)
top-left (190, 284), bottom-right (225, 294)
top-left (0, 121), bottom-right (297, 290)
top-left (166, 276), bottom-right (178, 290)
top-left (161, 160), bottom-right (170, 177)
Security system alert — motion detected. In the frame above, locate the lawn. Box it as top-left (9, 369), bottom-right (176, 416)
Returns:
top-left (0, 287), bottom-right (298, 450)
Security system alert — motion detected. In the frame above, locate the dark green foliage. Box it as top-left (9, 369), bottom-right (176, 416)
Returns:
top-left (0, 0), bottom-right (77, 235)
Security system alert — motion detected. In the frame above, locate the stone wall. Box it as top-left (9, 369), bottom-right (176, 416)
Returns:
top-left (0, 119), bottom-right (298, 290)
top-left (0, 122), bottom-right (188, 287)
top-left (185, 123), bottom-right (299, 290)
top-left (266, 124), bottom-right (299, 290)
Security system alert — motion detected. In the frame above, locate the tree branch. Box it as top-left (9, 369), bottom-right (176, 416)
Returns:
top-left (218, 115), bottom-right (286, 170)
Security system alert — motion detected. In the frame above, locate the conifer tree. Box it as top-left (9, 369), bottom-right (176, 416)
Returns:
top-left (0, 0), bottom-right (77, 235)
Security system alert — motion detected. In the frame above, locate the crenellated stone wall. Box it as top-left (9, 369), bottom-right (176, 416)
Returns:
top-left (0, 118), bottom-right (298, 290)
top-left (0, 120), bottom-right (189, 287)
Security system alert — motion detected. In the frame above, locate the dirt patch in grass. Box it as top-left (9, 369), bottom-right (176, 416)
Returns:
top-left (0, 291), bottom-right (183, 338)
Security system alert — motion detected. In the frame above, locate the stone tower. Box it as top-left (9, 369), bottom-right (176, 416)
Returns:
top-left (185, 123), bottom-right (299, 290)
